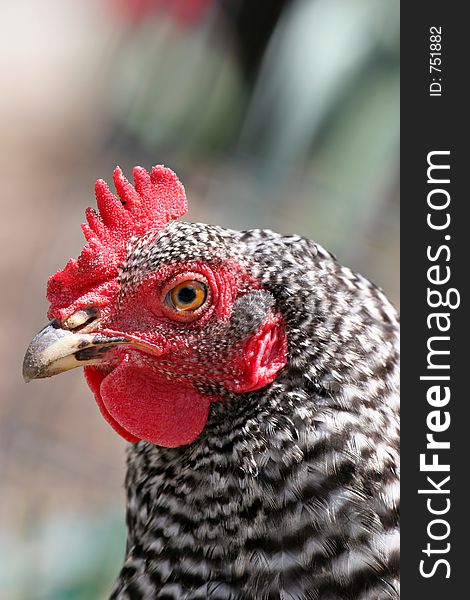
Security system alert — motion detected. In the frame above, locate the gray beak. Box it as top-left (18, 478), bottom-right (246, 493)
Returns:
top-left (23, 320), bottom-right (127, 382)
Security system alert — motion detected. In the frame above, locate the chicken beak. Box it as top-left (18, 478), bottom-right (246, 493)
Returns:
top-left (22, 319), bottom-right (128, 382)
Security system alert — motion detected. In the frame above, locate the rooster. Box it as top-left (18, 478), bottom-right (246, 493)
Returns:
top-left (23, 165), bottom-right (399, 599)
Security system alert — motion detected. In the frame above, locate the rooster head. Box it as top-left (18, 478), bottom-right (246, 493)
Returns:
top-left (23, 166), bottom-right (287, 447)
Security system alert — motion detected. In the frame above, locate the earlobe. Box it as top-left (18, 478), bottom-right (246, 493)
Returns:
top-left (225, 314), bottom-right (287, 393)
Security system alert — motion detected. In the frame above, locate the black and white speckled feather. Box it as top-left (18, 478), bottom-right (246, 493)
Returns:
top-left (110, 223), bottom-right (399, 600)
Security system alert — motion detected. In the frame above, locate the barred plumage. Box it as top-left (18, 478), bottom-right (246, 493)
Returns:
top-left (24, 167), bottom-right (399, 599)
top-left (112, 225), bottom-right (399, 599)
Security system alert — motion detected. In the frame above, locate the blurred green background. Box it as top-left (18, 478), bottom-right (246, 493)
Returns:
top-left (0, 0), bottom-right (398, 598)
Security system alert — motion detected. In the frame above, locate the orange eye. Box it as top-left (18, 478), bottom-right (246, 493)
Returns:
top-left (168, 280), bottom-right (207, 312)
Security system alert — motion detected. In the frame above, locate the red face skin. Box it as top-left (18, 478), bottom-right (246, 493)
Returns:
top-left (53, 259), bottom-right (287, 448)
top-left (45, 166), bottom-right (287, 447)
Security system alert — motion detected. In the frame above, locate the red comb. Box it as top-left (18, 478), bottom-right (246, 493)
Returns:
top-left (47, 165), bottom-right (187, 318)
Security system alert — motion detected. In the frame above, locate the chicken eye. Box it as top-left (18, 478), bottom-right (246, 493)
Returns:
top-left (168, 281), bottom-right (207, 312)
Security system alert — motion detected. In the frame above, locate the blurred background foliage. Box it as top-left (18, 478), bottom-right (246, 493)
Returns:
top-left (0, 0), bottom-right (398, 598)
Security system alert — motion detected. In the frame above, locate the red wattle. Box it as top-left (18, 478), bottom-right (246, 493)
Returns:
top-left (85, 362), bottom-right (211, 447)
top-left (85, 366), bottom-right (139, 442)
